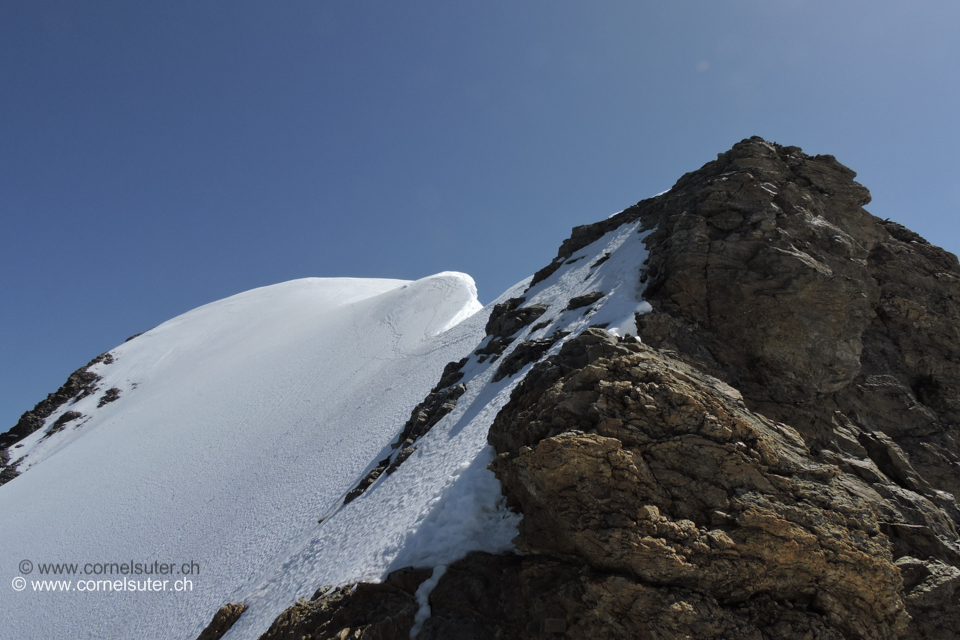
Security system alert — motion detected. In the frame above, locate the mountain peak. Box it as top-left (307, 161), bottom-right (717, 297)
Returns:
top-left (4, 139), bottom-right (959, 640)
top-left (253, 139), bottom-right (960, 639)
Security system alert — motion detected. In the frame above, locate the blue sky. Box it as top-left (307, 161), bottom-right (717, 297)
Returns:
top-left (2, 0), bottom-right (959, 431)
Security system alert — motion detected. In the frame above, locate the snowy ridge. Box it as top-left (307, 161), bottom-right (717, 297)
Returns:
top-left (222, 219), bottom-right (654, 639)
top-left (0, 217), bottom-right (653, 640)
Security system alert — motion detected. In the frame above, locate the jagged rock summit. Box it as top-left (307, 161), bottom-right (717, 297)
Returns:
top-left (254, 138), bottom-right (960, 639)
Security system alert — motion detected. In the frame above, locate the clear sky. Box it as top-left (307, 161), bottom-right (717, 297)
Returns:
top-left (2, 0), bottom-right (959, 431)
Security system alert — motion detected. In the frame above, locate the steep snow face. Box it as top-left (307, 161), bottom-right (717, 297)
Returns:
top-left (1, 214), bottom-right (653, 640)
top-left (0, 274), bottom-right (486, 640)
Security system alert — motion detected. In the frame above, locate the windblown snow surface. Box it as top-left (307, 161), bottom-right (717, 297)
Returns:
top-left (1, 218), bottom-right (652, 640)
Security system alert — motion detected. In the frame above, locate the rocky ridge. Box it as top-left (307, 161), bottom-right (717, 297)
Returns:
top-left (0, 351), bottom-right (118, 485)
top-left (238, 138), bottom-right (960, 639)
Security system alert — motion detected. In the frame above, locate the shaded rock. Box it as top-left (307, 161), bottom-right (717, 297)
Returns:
top-left (565, 292), bottom-right (604, 311)
top-left (48, 411), bottom-right (83, 435)
top-left (492, 332), bottom-right (569, 384)
top-left (528, 258), bottom-right (566, 289)
top-left (97, 387), bottom-right (121, 408)
top-left (486, 297), bottom-right (548, 339)
top-left (194, 603), bottom-right (247, 640)
top-left (385, 446), bottom-right (415, 475)
top-left (880, 219), bottom-right (929, 245)
top-left (895, 556), bottom-right (960, 638)
top-left (255, 567), bottom-right (431, 640)
top-left (393, 383), bottom-right (467, 448)
top-left (431, 358), bottom-right (468, 392)
top-left (590, 253), bottom-right (611, 268)
top-left (343, 443), bottom-right (417, 505)
top-left (474, 336), bottom-right (513, 360)
top-left (0, 448), bottom-right (20, 484)
top-left (343, 464), bottom-right (387, 505)
top-left (269, 550), bottom-right (857, 640)
top-left (486, 297), bottom-right (525, 334)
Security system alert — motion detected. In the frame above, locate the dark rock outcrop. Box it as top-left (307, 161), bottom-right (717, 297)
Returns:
top-left (486, 297), bottom-right (548, 339)
top-left (97, 387), bottom-right (122, 408)
top-left (589, 253), bottom-right (611, 269)
top-left (46, 410), bottom-right (83, 436)
top-left (343, 464), bottom-right (388, 505)
top-left (0, 352), bottom-right (112, 450)
top-left (0, 448), bottom-right (20, 484)
top-left (474, 336), bottom-right (513, 362)
top-left (565, 291), bottom-right (604, 311)
top-left (1, 351), bottom-right (115, 486)
top-left (255, 568), bottom-right (431, 640)
top-left (345, 359), bottom-right (469, 504)
top-left (195, 603), bottom-right (248, 640)
top-left (477, 298), bottom-right (550, 366)
top-left (431, 358), bottom-right (468, 392)
top-left (392, 384), bottom-right (467, 451)
top-left (491, 332), bottom-right (568, 384)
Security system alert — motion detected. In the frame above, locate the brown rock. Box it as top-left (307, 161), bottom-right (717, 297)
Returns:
top-left (489, 333), bottom-right (909, 639)
top-left (195, 603), bottom-right (247, 640)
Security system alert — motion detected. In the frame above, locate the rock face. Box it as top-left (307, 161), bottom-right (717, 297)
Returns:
top-left (238, 138), bottom-right (960, 639)
top-left (489, 331), bottom-right (908, 638)
top-left (630, 138), bottom-right (960, 636)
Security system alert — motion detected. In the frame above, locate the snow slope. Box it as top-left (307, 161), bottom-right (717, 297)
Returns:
top-left (0, 273), bottom-right (490, 639)
top-left (1, 215), bottom-right (653, 640)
